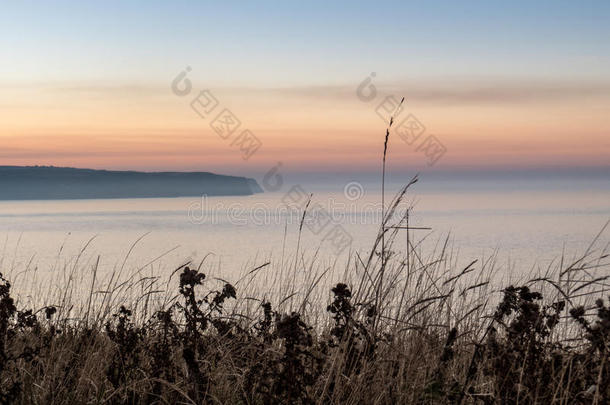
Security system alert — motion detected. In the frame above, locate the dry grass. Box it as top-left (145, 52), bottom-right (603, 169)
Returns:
top-left (1, 214), bottom-right (609, 404)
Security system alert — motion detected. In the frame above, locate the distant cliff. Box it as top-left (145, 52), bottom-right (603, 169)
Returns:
top-left (0, 166), bottom-right (263, 200)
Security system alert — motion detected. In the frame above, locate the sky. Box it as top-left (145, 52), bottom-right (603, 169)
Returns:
top-left (1, 0), bottom-right (609, 177)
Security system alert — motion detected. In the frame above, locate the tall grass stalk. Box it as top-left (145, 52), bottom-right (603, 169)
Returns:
top-left (378, 96), bottom-right (404, 329)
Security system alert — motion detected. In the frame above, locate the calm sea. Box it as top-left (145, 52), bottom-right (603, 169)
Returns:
top-left (0, 177), bottom-right (608, 289)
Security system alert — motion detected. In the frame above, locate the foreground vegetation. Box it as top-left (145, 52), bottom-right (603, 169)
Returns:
top-left (1, 215), bottom-right (609, 404)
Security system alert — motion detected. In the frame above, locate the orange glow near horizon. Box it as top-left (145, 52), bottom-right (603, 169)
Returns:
top-left (1, 81), bottom-right (609, 173)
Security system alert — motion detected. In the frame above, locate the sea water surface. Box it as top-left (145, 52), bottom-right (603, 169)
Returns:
top-left (0, 177), bottom-right (608, 294)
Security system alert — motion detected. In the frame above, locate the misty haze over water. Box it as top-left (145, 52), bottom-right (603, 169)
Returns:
top-left (1, 173), bottom-right (608, 290)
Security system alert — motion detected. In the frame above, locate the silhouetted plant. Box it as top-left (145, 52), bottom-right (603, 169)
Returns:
top-left (0, 273), bottom-right (46, 404)
top-left (570, 296), bottom-right (610, 400)
top-left (483, 286), bottom-right (566, 403)
top-left (105, 305), bottom-right (142, 399)
top-left (425, 327), bottom-right (460, 401)
top-left (274, 313), bottom-right (320, 403)
top-left (0, 273), bottom-right (20, 405)
top-left (327, 283), bottom-right (376, 376)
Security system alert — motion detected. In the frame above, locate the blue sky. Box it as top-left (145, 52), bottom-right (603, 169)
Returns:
top-left (3, 0), bottom-right (609, 85)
